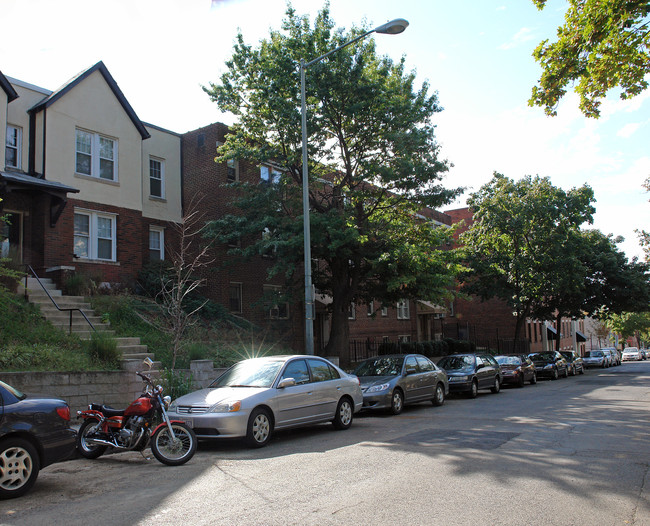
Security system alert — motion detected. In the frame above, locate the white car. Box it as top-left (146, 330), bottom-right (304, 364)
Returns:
top-left (622, 347), bottom-right (642, 361)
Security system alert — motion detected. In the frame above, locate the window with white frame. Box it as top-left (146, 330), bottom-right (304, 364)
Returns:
top-left (264, 285), bottom-right (289, 319)
top-left (227, 158), bottom-right (239, 182)
top-left (348, 303), bottom-right (356, 320)
top-left (229, 282), bottom-right (242, 313)
top-left (397, 300), bottom-right (410, 320)
top-left (149, 157), bottom-right (164, 198)
top-left (149, 227), bottom-right (164, 261)
top-left (260, 165), bottom-right (281, 184)
top-left (74, 210), bottom-right (116, 261)
top-left (5, 125), bottom-right (21, 169)
top-left (381, 306), bottom-right (388, 317)
top-left (75, 128), bottom-right (118, 181)
top-left (367, 301), bottom-right (374, 317)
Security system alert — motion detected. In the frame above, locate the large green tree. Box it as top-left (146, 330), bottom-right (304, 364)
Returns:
top-left (530, 0), bottom-right (650, 117)
top-left (606, 311), bottom-right (650, 347)
top-left (203, 6), bottom-right (462, 361)
top-left (461, 173), bottom-right (595, 341)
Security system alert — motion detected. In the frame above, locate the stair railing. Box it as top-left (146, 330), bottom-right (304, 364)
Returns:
top-left (23, 265), bottom-right (96, 335)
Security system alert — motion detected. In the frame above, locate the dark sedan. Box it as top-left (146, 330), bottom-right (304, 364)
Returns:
top-left (529, 351), bottom-right (569, 380)
top-left (495, 355), bottom-right (537, 387)
top-left (560, 351), bottom-right (585, 375)
top-left (437, 354), bottom-right (502, 398)
top-left (0, 380), bottom-right (76, 499)
top-left (353, 354), bottom-right (448, 415)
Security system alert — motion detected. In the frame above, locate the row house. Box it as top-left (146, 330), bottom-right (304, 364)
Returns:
top-left (0, 62), bottom-right (182, 288)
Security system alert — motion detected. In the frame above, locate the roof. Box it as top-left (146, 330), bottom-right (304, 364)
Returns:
top-left (0, 170), bottom-right (79, 194)
top-left (0, 70), bottom-right (18, 102)
top-left (28, 61), bottom-right (150, 140)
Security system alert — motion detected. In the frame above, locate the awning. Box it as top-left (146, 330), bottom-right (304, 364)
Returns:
top-left (576, 330), bottom-right (587, 342)
top-left (546, 325), bottom-right (558, 340)
top-left (1, 170), bottom-right (79, 226)
top-left (417, 300), bottom-right (447, 314)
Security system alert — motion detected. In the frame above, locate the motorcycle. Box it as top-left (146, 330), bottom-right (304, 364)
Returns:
top-left (76, 360), bottom-right (197, 466)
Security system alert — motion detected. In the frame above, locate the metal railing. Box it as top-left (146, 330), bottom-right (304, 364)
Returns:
top-left (23, 265), bottom-right (96, 335)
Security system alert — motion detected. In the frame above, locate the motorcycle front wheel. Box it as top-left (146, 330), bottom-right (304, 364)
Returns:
top-left (150, 423), bottom-right (197, 466)
top-left (76, 418), bottom-right (108, 460)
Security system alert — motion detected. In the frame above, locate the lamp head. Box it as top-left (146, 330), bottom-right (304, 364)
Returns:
top-left (374, 18), bottom-right (409, 35)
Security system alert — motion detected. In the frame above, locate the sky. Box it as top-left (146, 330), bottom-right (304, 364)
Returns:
top-left (2, 0), bottom-right (648, 260)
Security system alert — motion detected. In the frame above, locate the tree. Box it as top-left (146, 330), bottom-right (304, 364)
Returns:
top-left (460, 173), bottom-right (595, 342)
top-left (606, 311), bottom-right (650, 347)
top-left (530, 0), bottom-right (650, 117)
top-left (203, 6), bottom-right (462, 362)
top-left (636, 176), bottom-right (650, 261)
top-left (531, 229), bottom-right (650, 350)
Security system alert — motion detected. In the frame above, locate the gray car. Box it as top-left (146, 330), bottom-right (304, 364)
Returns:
top-left (352, 354), bottom-right (449, 415)
top-left (167, 355), bottom-right (363, 448)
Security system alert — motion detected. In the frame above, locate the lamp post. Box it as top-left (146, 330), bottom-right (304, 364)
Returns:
top-left (300, 18), bottom-right (409, 355)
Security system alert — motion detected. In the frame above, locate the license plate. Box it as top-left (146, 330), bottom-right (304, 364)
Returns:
top-left (176, 418), bottom-right (193, 427)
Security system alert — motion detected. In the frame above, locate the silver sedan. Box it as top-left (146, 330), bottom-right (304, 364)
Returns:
top-left (167, 355), bottom-right (363, 448)
top-left (352, 354), bottom-right (448, 415)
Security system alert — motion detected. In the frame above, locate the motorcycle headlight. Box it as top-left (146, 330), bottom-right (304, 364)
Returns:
top-left (366, 383), bottom-right (390, 393)
top-left (163, 395), bottom-right (172, 410)
top-left (210, 400), bottom-right (242, 413)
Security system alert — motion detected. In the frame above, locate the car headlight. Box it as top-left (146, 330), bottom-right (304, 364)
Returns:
top-left (366, 383), bottom-right (390, 393)
top-left (210, 400), bottom-right (242, 413)
top-left (452, 375), bottom-right (469, 381)
top-left (544, 364), bottom-right (554, 369)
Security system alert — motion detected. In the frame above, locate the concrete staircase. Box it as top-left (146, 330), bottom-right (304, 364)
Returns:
top-left (18, 276), bottom-right (157, 367)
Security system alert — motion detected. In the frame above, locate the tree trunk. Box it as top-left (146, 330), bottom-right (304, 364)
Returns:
top-left (323, 297), bottom-right (351, 368)
top-left (555, 313), bottom-right (563, 352)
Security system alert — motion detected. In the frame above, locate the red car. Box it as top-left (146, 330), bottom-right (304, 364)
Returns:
top-left (495, 355), bottom-right (537, 387)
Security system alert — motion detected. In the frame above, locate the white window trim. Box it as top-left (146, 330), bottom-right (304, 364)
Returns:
top-left (149, 157), bottom-right (165, 199)
top-left (74, 209), bottom-right (117, 262)
top-left (75, 128), bottom-right (119, 182)
top-left (149, 226), bottom-right (165, 260)
top-left (227, 158), bottom-right (239, 182)
top-left (348, 303), bottom-right (356, 320)
top-left (397, 300), bottom-right (410, 320)
top-left (260, 164), bottom-right (281, 184)
top-left (6, 125), bottom-right (22, 169)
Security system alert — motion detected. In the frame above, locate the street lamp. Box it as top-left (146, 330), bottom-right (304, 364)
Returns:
top-left (300, 18), bottom-right (409, 355)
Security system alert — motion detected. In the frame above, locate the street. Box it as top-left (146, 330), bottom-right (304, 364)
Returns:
top-left (3, 360), bottom-right (650, 526)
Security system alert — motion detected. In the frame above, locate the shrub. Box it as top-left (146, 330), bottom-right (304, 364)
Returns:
top-left (64, 272), bottom-right (95, 296)
top-left (160, 368), bottom-right (195, 399)
top-left (85, 331), bottom-right (120, 366)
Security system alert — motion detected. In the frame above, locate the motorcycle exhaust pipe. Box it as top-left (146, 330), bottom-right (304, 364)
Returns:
top-left (85, 437), bottom-right (121, 449)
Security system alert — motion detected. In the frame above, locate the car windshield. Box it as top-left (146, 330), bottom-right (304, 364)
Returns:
top-left (438, 355), bottom-right (475, 371)
top-left (0, 380), bottom-right (25, 400)
top-left (530, 353), bottom-right (555, 361)
top-left (585, 351), bottom-right (603, 357)
top-left (210, 359), bottom-right (285, 388)
top-left (560, 353), bottom-right (573, 360)
top-left (353, 356), bottom-right (405, 376)
top-left (496, 356), bottom-right (521, 366)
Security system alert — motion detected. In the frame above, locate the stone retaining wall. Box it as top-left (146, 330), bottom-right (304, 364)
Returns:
top-left (1, 360), bottom-right (228, 415)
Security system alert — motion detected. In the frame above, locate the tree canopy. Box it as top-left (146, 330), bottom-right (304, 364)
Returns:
top-left (530, 0), bottom-right (650, 117)
top-left (203, 6), bottom-right (462, 361)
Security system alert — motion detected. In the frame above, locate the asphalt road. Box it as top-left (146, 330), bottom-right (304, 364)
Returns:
top-left (3, 360), bottom-right (650, 526)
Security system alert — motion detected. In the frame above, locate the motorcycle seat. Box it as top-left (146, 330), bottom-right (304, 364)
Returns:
top-left (92, 404), bottom-right (125, 417)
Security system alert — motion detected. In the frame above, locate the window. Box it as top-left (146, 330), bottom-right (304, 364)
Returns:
top-left (74, 210), bottom-right (116, 261)
top-left (75, 129), bottom-right (118, 181)
top-left (5, 125), bottom-right (21, 169)
top-left (227, 159), bottom-right (239, 182)
top-left (398, 335), bottom-right (412, 343)
top-left (229, 282), bottom-right (242, 313)
top-left (381, 307), bottom-right (388, 317)
top-left (307, 359), bottom-right (339, 382)
top-left (280, 359), bottom-right (310, 385)
top-left (260, 165), bottom-right (280, 184)
top-left (264, 285), bottom-right (289, 319)
top-left (149, 158), bottom-right (164, 198)
top-left (261, 227), bottom-right (276, 258)
top-left (348, 303), bottom-right (356, 320)
top-left (367, 301), bottom-right (374, 317)
top-left (404, 355), bottom-right (418, 371)
top-left (397, 300), bottom-right (410, 320)
top-left (149, 227), bottom-right (164, 261)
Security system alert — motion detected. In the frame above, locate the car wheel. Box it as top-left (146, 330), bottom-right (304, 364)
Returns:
top-left (468, 380), bottom-right (479, 399)
top-left (0, 437), bottom-right (40, 500)
top-left (390, 389), bottom-right (404, 415)
top-left (491, 377), bottom-right (501, 394)
top-left (245, 407), bottom-right (273, 448)
top-left (517, 374), bottom-right (525, 388)
top-left (551, 367), bottom-right (559, 380)
top-left (432, 383), bottom-right (445, 407)
top-left (579, 366), bottom-right (585, 375)
top-left (563, 367), bottom-right (569, 378)
top-left (333, 397), bottom-right (354, 430)
top-left (570, 366), bottom-right (576, 376)
top-left (530, 372), bottom-right (537, 385)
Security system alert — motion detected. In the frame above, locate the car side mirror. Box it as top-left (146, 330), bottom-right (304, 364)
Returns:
top-left (476, 363), bottom-right (484, 370)
top-left (277, 378), bottom-right (296, 389)
top-left (405, 366), bottom-right (417, 375)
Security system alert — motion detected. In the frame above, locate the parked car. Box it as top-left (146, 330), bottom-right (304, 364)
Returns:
top-left (601, 349), bottom-right (614, 367)
top-left (167, 355), bottom-right (363, 448)
top-left (436, 354), bottom-right (502, 398)
top-left (583, 349), bottom-right (608, 368)
top-left (0, 380), bottom-right (76, 499)
top-left (528, 351), bottom-right (569, 380)
top-left (605, 348), bottom-right (621, 366)
top-left (622, 347), bottom-right (642, 361)
top-left (352, 354), bottom-right (448, 415)
top-left (560, 350), bottom-right (585, 375)
top-left (494, 355), bottom-right (537, 387)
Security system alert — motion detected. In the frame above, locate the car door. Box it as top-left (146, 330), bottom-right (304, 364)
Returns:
top-left (475, 356), bottom-right (489, 389)
top-left (305, 358), bottom-right (340, 420)
top-left (415, 356), bottom-right (437, 400)
top-left (273, 358), bottom-right (317, 428)
top-left (402, 355), bottom-right (424, 402)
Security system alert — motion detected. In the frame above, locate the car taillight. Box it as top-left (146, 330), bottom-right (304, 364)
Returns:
top-left (56, 406), bottom-right (71, 421)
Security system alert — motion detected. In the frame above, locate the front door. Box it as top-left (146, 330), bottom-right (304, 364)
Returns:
top-left (1, 212), bottom-right (22, 261)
